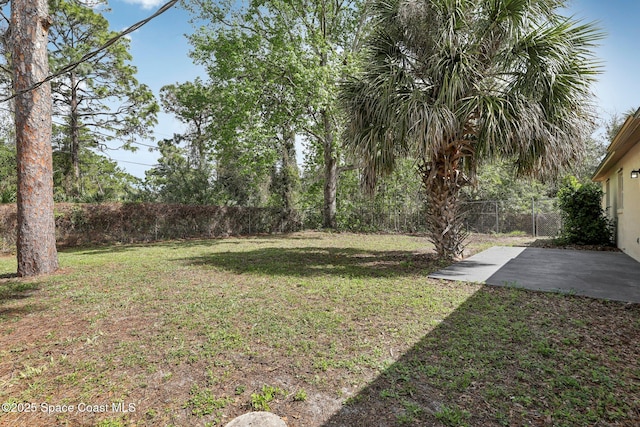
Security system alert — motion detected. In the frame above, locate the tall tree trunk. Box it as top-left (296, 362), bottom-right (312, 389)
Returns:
top-left (420, 141), bottom-right (470, 260)
top-left (281, 126), bottom-right (297, 214)
top-left (322, 109), bottom-right (337, 229)
top-left (318, 17), bottom-right (338, 229)
top-left (12, 0), bottom-right (59, 276)
top-left (70, 71), bottom-right (81, 196)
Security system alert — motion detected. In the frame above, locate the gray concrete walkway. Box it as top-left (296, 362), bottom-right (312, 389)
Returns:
top-left (429, 247), bottom-right (640, 303)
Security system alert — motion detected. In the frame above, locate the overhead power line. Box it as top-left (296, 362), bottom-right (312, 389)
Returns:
top-left (129, 140), bottom-right (158, 149)
top-left (107, 157), bottom-right (157, 167)
top-left (1, 0), bottom-right (179, 103)
top-left (52, 149), bottom-right (157, 167)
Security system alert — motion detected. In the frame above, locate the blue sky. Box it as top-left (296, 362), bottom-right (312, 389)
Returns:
top-left (102, 0), bottom-right (640, 178)
top-left (567, 0), bottom-right (640, 116)
top-left (97, 0), bottom-right (204, 177)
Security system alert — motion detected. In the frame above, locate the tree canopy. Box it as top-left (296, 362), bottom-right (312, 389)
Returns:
top-left (49, 0), bottom-right (158, 198)
top-left (183, 0), bottom-right (369, 226)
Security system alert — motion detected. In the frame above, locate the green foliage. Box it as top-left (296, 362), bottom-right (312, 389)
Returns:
top-left (603, 109), bottom-right (637, 144)
top-left (557, 178), bottom-right (613, 245)
top-left (159, 79), bottom-right (214, 170)
top-left (299, 158), bottom-right (425, 230)
top-left (573, 137), bottom-right (608, 183)
top-left (149, 78), bottom-right (277, 206)
top-left (0, 130), bottom-right (137, 204)
top-left (143, 139), bottom-right (217, 205)
top-left (96, 420), bottom-right (125, 427)
top-left (184, 385), bottom-right (231, 417)
top-left (51, 125), bottom-right (140, 202)
top-left (179, 0), bottom-right (368, 223)
top-left (49, 0), bottom-right (158, 144)
top-left (434, 404), bottom-right (471, 427)
top-left (250, 385), bottom-right (285, 411)
top-left (180, 0), bottom-right (313, 210)
top-left (465, 160), bottom-right (552, 212)
top-left (143, 137), bottom-right (272, 206)
top-left (0, 143), bottom-right (16, 203)
top-left (293, 389), bottom-right (307, 402)
top-left (0, 112), bottom-right (16, 203)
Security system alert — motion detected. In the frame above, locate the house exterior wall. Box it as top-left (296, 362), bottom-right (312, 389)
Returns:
top-left (603, 142), bottom-right (640, 262)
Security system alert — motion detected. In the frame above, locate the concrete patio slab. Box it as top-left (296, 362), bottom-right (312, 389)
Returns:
top-left (428, 246), bottom-right (526, 283)
top-left (429, 246), bottom-right (640, 303)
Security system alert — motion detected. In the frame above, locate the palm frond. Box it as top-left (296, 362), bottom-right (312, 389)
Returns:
top-left (342, 0), bottom-right (602, 185)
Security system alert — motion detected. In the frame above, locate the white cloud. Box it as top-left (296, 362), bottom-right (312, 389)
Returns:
top-left (122, 0), bottom-right (165, 10)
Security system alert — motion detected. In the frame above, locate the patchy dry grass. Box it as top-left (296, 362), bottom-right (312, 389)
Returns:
top-left (0, 232), bottom-right (637, 426)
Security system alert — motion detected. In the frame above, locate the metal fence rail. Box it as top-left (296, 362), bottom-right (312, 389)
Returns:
top-left (303, 198), bottom-right (562, 237)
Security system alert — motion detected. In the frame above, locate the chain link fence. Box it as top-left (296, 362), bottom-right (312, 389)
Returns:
top-left (463, 198), bottom-right (561, 237)
top-left (0, 197), bottom-right (561, 252)
top-left (303, 197), bottom-right (562, 237)
top-left (531, 198), bottom-right (562, 237)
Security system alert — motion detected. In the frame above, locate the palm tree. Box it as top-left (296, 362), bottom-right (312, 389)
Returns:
top-left (341, 0), bottom-right (602, 260)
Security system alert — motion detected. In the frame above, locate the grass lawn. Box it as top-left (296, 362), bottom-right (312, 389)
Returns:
top-left (0, 231), bottom-right (638, 426)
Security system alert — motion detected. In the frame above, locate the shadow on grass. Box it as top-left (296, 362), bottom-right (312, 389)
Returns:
top-left (59, 238), bottom-right (225, 255)
top-left (179, 246), bottom-right (441, 279)
top-left (0, 280), bottom-right (40, 301)
top-left (322, 286), bottom-right (640, 426)
top-left (59, 232), bottom-right (323, 255)
top-left (0, 280), bottom-right (44, 321)
top-left (0, 303), bottom-right (47, 320)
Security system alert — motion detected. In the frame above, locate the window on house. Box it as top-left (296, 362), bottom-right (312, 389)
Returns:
top-left (617, 169), bottom-right (624, 210)
top-left (605, 179), bottom-right (610, 212)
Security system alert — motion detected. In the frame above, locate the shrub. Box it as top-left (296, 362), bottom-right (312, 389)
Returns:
top-left (557, 178), bottom-right (613, 245)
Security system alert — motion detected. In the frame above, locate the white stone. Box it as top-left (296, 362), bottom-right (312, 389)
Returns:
top-left (225, 411), bottom-right (287, 427)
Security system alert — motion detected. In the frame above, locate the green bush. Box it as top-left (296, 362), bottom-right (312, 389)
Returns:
top-left (557, 178), bottom-right (613, 245)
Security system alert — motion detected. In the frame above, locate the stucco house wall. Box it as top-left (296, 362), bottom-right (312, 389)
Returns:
top-left (593, 109), bottom-right (640, 262)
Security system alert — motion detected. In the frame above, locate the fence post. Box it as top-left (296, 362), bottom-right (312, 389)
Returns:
top-left (495, 200), bottom-right (499, 234)
top-left (531, 197), bottom-right (536, 237)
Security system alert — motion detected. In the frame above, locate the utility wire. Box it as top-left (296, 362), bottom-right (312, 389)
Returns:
top-left (50, 121), bottom-right (158, 150)
top-left (106, 157), bottom-right (157, 167)
top-left (1, 0), bottom-right (179, 103)
top-left (128, 140), bottom-right (158, 149)
top-left (55, 148), bottom-right (158, 167)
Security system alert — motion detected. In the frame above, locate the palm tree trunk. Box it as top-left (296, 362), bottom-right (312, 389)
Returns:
top-left (12, 0), bottom-right (59, 276)
top-left (420, 141), bottom-right (470, 260)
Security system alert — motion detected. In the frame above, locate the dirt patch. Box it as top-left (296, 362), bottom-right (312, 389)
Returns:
top-left (528, 238), bottom-right (620, 252)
